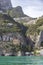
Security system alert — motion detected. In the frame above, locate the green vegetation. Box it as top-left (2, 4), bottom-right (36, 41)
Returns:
top-left (26, 17), bottom-right (43, 36)
top-left (0, 13), bottom-right (23, 33)
top-left (36, 17), bottom-right (43, 26)
top-left (26, 24), bottom-right (37, 35)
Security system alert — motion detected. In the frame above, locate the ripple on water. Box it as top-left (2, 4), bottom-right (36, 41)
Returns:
top-left (0, 56), bottom-right (43, 65)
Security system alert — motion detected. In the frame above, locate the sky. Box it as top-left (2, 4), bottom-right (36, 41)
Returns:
top-left (11, 0), bottom-right (43, 18)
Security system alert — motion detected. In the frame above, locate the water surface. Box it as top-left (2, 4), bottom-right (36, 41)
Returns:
top-left (0, 56), bottom-right (43, 65)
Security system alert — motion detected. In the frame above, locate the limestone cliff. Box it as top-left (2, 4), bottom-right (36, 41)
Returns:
top-left (0, 0), bottom-right (12, 11)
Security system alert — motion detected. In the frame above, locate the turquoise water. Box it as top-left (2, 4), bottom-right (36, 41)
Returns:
top-left (0, 56), bottom-right (43, 65)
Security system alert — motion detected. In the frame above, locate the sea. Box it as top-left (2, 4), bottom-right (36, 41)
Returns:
top-left (0, 56), bottom-right (43, 65)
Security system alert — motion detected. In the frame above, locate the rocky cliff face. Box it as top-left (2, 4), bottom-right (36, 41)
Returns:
top-left (8, 6), bottom-right (36, 24)
top-left (0, 0), bottom-right (12, 11)
top-left (0, 13), bottom-right (26, 56)
top-left (0, 13), bottom-right (34, 56)
top-left (8, 6), bottom-right (28, 18)
top-left (39, 31), bottom-right (43, 45)
top-left (0, 0), bottom-right (35, 56)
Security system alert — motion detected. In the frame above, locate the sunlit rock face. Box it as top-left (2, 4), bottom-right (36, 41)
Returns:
top-left (40, 31), bottom-right (43, 43)
top-left (0, 0), bottom-right (12, 10)
top-left (39, 31), bottom-right (43, 47)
